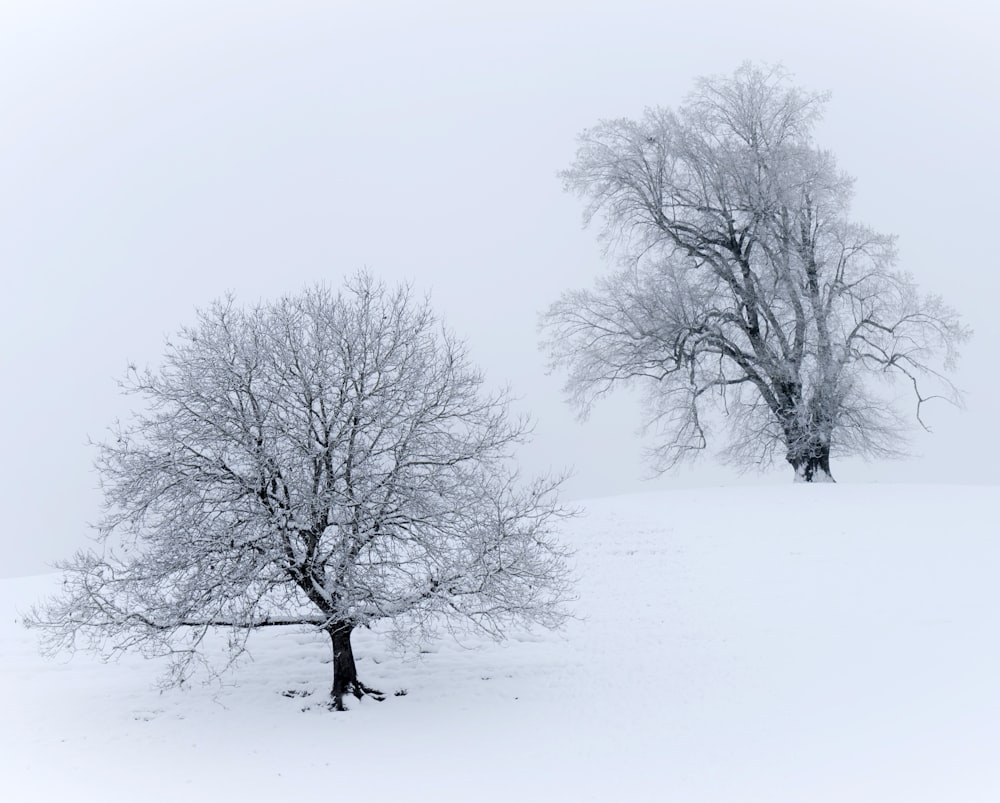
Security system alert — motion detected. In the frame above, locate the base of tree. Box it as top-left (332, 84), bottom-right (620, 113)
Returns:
top-left (789, 450), bottom-right (835, 483)
top-left (330, 680), bottom-right (386, 712)
top-left (793, 465), bottom-right (835, 483)
top-left (328, 624), bottom-right (386, 711)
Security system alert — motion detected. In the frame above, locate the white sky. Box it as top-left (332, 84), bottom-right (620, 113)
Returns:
top-left (2, 0), bottom-right (997, 576)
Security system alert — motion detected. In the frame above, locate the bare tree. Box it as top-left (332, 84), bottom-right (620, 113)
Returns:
top-left (542, 63), bottom-right (969, 482)
top-left (28, 273), bottom-right (571, 710)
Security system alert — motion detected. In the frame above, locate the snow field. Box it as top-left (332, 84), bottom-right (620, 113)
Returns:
top-left (2, 484), bottom-right (998, 801)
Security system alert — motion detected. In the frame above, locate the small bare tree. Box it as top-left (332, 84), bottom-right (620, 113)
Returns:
top-left (543, 63), bottom-right (969, 481)
top-left (28, 273), bottom-right (571, 709)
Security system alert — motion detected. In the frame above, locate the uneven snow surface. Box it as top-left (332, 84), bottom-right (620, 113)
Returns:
top-left (3, 485), bottom-right (999, 801)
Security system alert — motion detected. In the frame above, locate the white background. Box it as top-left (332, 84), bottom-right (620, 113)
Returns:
top-left (2, 0), bottom-right (997, 575)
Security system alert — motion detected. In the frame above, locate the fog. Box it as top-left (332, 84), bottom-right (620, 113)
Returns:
top-left (2, 0), bottom-right (997, 576)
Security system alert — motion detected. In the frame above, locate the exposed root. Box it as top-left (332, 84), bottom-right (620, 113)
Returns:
top-left (330, 680), bottom-right (386, 711)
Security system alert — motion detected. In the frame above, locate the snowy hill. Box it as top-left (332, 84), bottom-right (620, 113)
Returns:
top-left (3, 485), bottom-right (999, 802)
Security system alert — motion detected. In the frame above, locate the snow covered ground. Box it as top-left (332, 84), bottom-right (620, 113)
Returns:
top-left (3, 484), bottom-right (999, 802)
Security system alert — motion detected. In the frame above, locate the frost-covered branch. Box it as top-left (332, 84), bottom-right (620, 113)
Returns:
top-left (544, 62), bottom-right (970, 481)
top-left (29, 272), bottom-right (573, 708)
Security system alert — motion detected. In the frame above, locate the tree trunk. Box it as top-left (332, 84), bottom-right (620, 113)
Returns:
top-left (327, 623), bottom-right (384, 711)
top-left (329, 623), bottom-right (358, 700)
top-left (789, 446), bottom-right (834, 483)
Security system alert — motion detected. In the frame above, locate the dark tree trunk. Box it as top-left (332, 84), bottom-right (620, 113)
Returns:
top-left (329, 623), bottom-right (358, 699)
top-left (788, 444), bottom-right (834, 483)
top-left (327, 622), bottom-right (384, 711)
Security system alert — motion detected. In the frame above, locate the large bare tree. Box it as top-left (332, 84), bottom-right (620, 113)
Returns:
top-left (29, 273), bottom-right (571, 709)
top-left (543, 63), bottom-right (969, 481)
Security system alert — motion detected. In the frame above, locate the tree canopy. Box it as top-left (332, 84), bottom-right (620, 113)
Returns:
top-left (30, 273), bottom-right (571, 709)
top-left (543, 63), bottom-right (969, 481)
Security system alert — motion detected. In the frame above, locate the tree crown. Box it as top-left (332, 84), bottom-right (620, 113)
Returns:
top-left (30, 272), bottom-right (571, 685)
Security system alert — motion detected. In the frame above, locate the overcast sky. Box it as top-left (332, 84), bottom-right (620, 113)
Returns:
top-left (2, 0), bottom-right (997, 576)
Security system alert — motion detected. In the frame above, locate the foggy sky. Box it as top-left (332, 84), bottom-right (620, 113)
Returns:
top-left (2, 0), bottom-right (997, 576)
